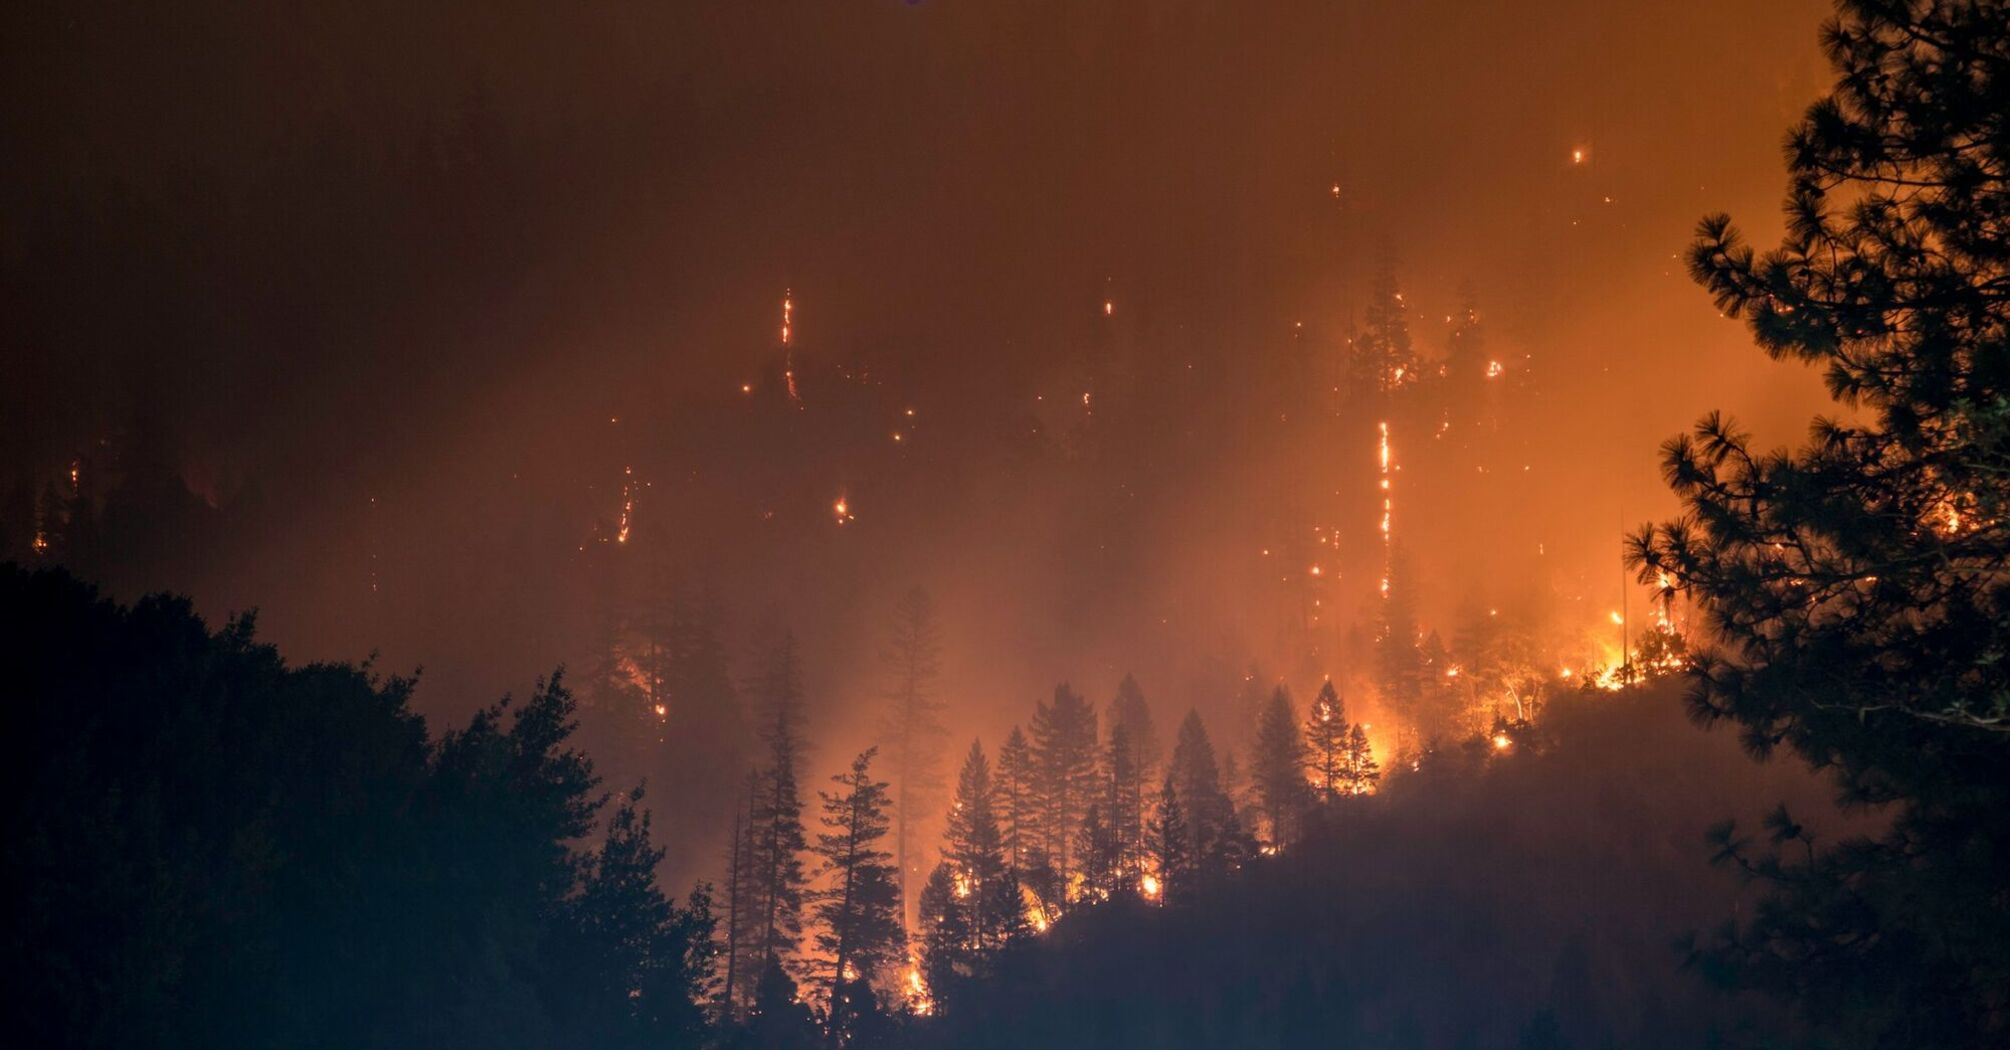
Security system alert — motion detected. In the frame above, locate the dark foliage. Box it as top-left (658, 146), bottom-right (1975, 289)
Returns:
top-left (1631, 1), bottom-right (2010, 1044)
top-left (0, 566), bottom-right (713, 1049)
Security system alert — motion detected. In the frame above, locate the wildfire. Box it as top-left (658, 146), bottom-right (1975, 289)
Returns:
top-left (903, 961), bottom-right (934, 1016)
top-left (1140, 873), bottom-right (1161, 899)
top-left (781, 289), bottom-right (803, 408)
top-left (1378, 420), bottom-right (1394, 598)
top-left (616, 466), bottom-right (636, 544)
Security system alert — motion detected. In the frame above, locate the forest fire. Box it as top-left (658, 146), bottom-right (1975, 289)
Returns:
top-left (9, 1), bottom-right (2006, 1047)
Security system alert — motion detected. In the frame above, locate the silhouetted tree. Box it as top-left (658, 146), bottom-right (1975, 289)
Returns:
top-left (1107, 672), bottom-right (1159, 850)
top-left (1101, 721), bottom-right (1145, 889)
top-left (943, 741), bottom-right (1026, 952)
top-left (0, 567), bottom-right (719, 1049)
top-left (744, 626), bottom-right (811, 981)
top-left (1168, 709), bottom-right (1248, 877)
top-left (1627, 2), bottom-right (2010, 1042)
top-left (810, 749), bottom-right (902, 1041)
top-left (1148, 775), bottom-right (1190, 905)
top-left (996, 726), bottom-right (1037, 877)
top-left (1251, 685), bottom-right (1310, 850)
top-left (1341, 724), bottom-right (1381, 796)
top-left (1030, 683), bottom-right (1098, 894)
top-left (1306, 680), bottom-right (1348, 804)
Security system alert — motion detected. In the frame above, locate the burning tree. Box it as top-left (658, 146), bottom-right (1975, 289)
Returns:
top-left (1629, 0), bottom-right (2010, 1040)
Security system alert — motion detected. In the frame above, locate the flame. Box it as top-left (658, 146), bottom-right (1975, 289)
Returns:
top-left (903, 961), bottom-right (934, 1016)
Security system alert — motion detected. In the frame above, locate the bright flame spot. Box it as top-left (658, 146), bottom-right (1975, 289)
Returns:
top-left (1492, 733), bottom-right (1512, 751)
top-left (1486, 360), bottom-right (1504, 378)
top-left (1140, 873), bottom-right (1161, 899)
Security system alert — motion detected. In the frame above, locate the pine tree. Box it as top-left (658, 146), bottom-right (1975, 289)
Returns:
top-left (745, 626), bottom-right (810, 979)
top-left (1148, 775), bottom-right (1190, 906)
top-left (1168, 710), bottom-right (1247, 878)
top-left (1073, 803), bottom-right (1119, 901)
top-left (1102, 722), bottom-right (1144, 890)
top-left (915, 862), bottom-right (970, 1006)
top-left (1626, 3), bottom-right (2010, 1040)
top-left (810, 749), bottom-right (903, 1037)
top-left (996, 726), bottom-right (1037, 878)
top-left (876, 587), bottom-right (948, 937)
top-left (1340, 724), bottom-right (1380, 797)
top-left (942, 741), bottom-right (1026, 952)
top-left (1106, 673), bottom-right (1159, 853)
top-left (1030, 684), bottom-right (1098, 896)
top-left (560, 787), bottom-right (717, 1048)
top-left (1348, 243), bottom-right (1418, 401)
top-left (1251, 686), bottom-right (1310, 851)
top-left (719, 773), bottom-right (758, 1013)
top-left (1305, 681), bottom-right (1348, 804)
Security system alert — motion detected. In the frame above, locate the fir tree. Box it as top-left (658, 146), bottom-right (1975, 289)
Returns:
top-left (1147, 775), bottom-right (1190, 906)
top-left (810, 749), bottom-right (903, 1036)
top-left (876, 587), bottom-right (948, 937)
top-left (915, 862), bottom-right (972, 1006)
top-left (1628, 3), bottom-right (2010, 1040)
top-left (1341, 724), bottom-right (1380, 797)
top-left (1102, 722), bottom-right (1145, 890)
top-left (745, 626), bottom-right (810, 978)
top-left (1106, 672), bottom-right (1159, 851)
top-left (943, 741), bottom-right (1026, 952)
top-left (1305, 680), bottom-right (1348, 804)
top-left (1348, 243), bottom-right (1418, 401)
top-left (1030, 684), bottom-right (1098, 895)
top-left (1251, 686), bottom-right (1310, 851)
top-left (996, 726), bottom-right (1037, 877)
top-left (1168, 710), bottom-right (1247, 877)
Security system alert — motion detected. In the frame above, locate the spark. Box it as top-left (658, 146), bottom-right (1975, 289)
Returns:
top-left (1486, 360), bottom-right (1504, 378)
top-left (1103, 300), bottom-right (1113, 316)
top-left (1492, 733), bottom-right (1512, 751)
top-left (833, 495), bottom-right (854, 525)
top-left (1571, 146), bottom-right (1587, 164)
top-left (1140, 873), bottom-right (1161, 899)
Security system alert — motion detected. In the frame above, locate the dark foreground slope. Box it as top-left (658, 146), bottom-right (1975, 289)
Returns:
top-left (920, 687), bottom-right (1856, 1050)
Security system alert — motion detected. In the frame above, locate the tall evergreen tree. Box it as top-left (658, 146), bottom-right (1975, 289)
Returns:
top-left (1340, 724), bottom-right (1381, 797)
top-left (942, 741), bottom-right (1026, 952)
top-left (876, 587), bottom-right (948, 937)
top-left (1102, 722), bottom-right (1145, 890)
top-left (1030, 684), bottom-right (1099, 895)
top-left (745, 626), bottom-right (810, 979)
top-left (1305, 680), bottom-right (1348, 804)
top-left (1251, 686), bottom-right (1310, 851)
top-left (1106, 673), bottom-right (1159, 852)
top-left (1147, 775), bottom-right (1190, 906)
top-left (995, 726), bottom-right (1037, 877)
top-left (810, 749), bottom-right (902, 1038)
top-left (1167, 710), bottom-right (1247, 878)
top-left (1348, 243), bottom-right (1418, 401)
top-left (1629, 2), bottom-right (2010, 1041)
